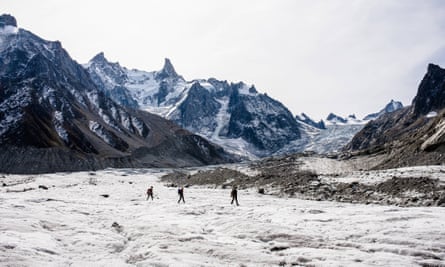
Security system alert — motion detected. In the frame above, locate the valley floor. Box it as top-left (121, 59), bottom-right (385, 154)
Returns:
top-left (1, 168), bottom-right (444, 266)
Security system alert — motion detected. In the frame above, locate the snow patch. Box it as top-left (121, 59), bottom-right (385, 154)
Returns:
top-left (98, 109), bottom-right (121, 132)
top-left (89, 121), bottom-right (112, 145)
top-left (426, 111), bottom-right (438, 118)
top-left (53, 111), bottom-right (68, 142)
top-left (0, 25), bottom-right (18, 36)
top-left (86, 92), bottom-right (100, 108)
top-left (131, 117), bottom-right (145, 136)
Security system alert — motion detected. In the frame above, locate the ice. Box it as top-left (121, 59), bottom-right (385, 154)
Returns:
top-left (98, 108), bottom-right (121, 132)
top-left (89, 120), bottom-right (112, 145)
top-left (237, 82), bottom-right (256, 96)
top-left (0, 167), bottom-right (443, 266)
top-left (427, 111), bottom-right (438, 118)
top-left (211, 97), bottom-right (230, 140)
top-left (87, 91), bottom-right (100, 108)
top-left (0, 25), bottom-right (18, 52)
top-left (0, 25), bottom-right (18, 35)
top-left (53, 111), bottom-right (68, 142)
top-left (130, 117), bottom-right (145, 136)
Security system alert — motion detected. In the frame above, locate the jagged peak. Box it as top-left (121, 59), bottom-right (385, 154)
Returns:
top-left (385, 99), bottom-right (403, 111)
top-left (90, 52), bottom-right (107, 63)
top-left (427, 63), bottom-right (444, 72)
top-left (327, 113), bottom-right (341, 120)
top-left (156, 58), bottom-right (179, 79)
top-left (0, 14), bottom-right (17, 28)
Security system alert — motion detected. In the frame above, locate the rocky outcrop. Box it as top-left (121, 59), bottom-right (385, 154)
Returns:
top-left (412, 64), bottom-right (445, 117)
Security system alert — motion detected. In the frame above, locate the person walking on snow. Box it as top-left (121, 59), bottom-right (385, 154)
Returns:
top-left (177, 186), bottom-right (185, 204)
top-left (146, 186), bottom-right (154, 201)
top-left (231, 185), bottom-right (239, 206)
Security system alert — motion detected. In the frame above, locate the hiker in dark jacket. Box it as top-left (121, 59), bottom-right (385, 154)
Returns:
top-left (177, 186), bottom-right (185, 203)
top-left (231, 185), bottom-right (239, 206)
top-left (146, 186), bottom-right (154, 200)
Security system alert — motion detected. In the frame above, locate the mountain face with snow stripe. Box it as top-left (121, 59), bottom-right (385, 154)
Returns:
top-left (0, 14), bottom-right (234, 173)
top-left (86, 54), bottom-right (301, 157)
top-left (86, 52), bottom-right (408, 157)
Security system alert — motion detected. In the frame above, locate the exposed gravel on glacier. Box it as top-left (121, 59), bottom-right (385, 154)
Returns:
top-left (1, 167), bottom-right (444, 266)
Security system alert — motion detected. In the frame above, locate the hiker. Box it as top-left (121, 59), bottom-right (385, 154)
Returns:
top-left (231, 185), bottom-right (239, 206)
top-left (146, 186), bottom-right (154, 201)
top-left (177, 186), bottom-right (185, 204)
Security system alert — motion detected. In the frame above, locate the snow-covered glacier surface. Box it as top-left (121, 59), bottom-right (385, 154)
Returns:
top-left (1, 168), bottom-right (444, 266)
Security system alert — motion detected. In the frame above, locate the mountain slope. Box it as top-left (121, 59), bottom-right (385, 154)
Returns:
top-left (0, 14), bottom-right (234, 173)
top-left (345, 64), bottom-right (445, 168)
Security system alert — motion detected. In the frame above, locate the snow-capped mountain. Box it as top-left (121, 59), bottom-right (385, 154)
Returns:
top-left (281, 100), bottom-right (404, 154)
top-left (363, 100), bottom-right (403, 121)
top-left (0, 14), bottom-right (234, 173)
top-left (85, 54), bottom-right (301, 158)
top-left (325, 113), bottom-right (368, 125)
top-left (295, 113), bottom-right (325, 129)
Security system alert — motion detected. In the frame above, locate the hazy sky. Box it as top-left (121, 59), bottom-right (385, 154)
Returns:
top-left (3, 0), bottom-right (445, 120)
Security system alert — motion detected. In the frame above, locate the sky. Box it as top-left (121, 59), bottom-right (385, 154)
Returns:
top-left (3, 0), bottom-right (445, 120)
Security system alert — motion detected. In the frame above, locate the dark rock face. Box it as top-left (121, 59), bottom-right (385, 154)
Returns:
top-left (0, 14), bottom-right (17, 28)
top-left (175, 82), bottom-right (221, 133)
top-left (227, 91), bottom-right (301, 152)
top-left (0, 15), bottom-right (235, 173)
top-left (412, 64), bottom-right (445, 117)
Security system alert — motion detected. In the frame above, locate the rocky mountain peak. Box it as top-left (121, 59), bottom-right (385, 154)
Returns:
top-left (90, 52), bottom-right (110, 65)
top-left (156, 58), bottom-right (179, 80)
top-left (363, 99), bottom-right (404, 121)
top-left (385, 100), bottom-right (403, 113)
top-left (296, 113), bottom-right (326, 129)
top-left (326, 113), bottom-right (347, 124)
top-left (412, 63), bottom-right (445, 117)
top-left (0, 14), bottom-right (17, 28)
